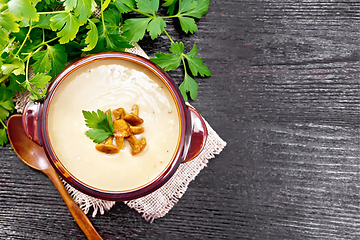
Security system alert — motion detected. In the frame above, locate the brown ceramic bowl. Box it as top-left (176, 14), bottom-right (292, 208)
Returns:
top-left (21, 52), bottom-right (207, 201)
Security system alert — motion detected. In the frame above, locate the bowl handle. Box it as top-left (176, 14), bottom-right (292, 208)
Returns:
top-left (22, 101), bottom-right (43, 146)
top-left (183, 105), bottom-right (208, 163)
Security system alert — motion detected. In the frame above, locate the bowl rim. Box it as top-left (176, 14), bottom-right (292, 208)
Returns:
top-left (40, 51), bottom-right (189, 201)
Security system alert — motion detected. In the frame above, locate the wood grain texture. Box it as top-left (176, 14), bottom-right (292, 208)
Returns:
top-left (1, 0), bottom-right (359, 239)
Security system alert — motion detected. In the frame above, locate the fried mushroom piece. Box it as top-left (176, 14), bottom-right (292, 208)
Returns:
top-left (127, 135), bottom-right (146, 155)
top-left (95, 136), bottom-right (119, 154)
top-left (130, 126), bottom-right (144, 135)
top-left (113, 119), bottom-right (132, 149)
top-left (115, 136), bottom-right (124, 149)
top-left (130, 104), bottom-right (139, 116)
top-left (123, 114), bottom-right (144, 126)
top-left (113, 119), bottom-right (132, 138)
top-left (113, 108), bottom-right (126, 120)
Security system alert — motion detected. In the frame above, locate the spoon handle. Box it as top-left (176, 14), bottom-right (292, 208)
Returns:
top-left (45, 167), bottom-right (103, 240)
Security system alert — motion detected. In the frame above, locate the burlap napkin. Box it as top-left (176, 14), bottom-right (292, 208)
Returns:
top-left (13, 44), bottom-right (226, 222)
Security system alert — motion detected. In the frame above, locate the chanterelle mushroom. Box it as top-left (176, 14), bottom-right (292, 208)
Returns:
top-left (127, 135), bottom-right (146, 155)
top-left (113, 119), bottom-right (132, 138)
top-left (124, 113), bottom-right (144, 126)
top-left (95, 136), bottom-right (119, 154)
top-left (130, 104), bottom-right (139, 116)
top-left (130, 126), bottom-right (144, 135)
top-left (113, 119), bottom-right (132, 149)
top-left (113, 108), bottom-right (126, 120)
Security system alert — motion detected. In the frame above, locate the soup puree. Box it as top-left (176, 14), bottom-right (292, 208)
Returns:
top-left (47, 59), bottom-right (180, 191)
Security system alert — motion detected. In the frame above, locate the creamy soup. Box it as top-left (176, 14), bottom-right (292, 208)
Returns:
top-left (47, 59), bottom-right (180, 191)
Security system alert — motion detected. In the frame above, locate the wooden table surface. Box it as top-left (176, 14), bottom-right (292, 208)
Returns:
top-left (1, 0), bottom-right (359, 239)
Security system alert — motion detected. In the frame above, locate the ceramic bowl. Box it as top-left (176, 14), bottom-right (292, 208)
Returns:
top-left (21, 52), bottom-right (207, 201)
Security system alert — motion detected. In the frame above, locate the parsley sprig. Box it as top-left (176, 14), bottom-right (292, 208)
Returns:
top-left (0, 0), bottom-right (211, 146)
top-left (82, 109), bottom-right (115, 144)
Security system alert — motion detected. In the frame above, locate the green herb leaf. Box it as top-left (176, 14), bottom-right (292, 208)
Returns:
top-left (150, 42), bottom-right (210, 101)
top-left (82, 109), bottom-right (114, 135)
top-left (8, 75), bottom-right (23, 92)
top-left (0, 127), bottom-right (8, 146)
top-left (63, 0), bottom-right (77, 12)
top-left (150, 52), bottom-right (181, 71)
top-left (122, 17), bottom-right (151, 42)
top-left (32, 44), bottom-right (68, 77)
top-left (0, 12), bottom-right (20, 32)
top-left (169, 41), bottom-right (184, 54)
top-left (150, 42), bottom-right (183, 70)
top-left (50, 12), bottom-right (80, 44)
top-left (82, 109), bottom-right (115, 143)
top-left (176, 0), bottom-right (209, 33)
top-left (184, 0), bottom-right (210, 18)
top-left (113, 0), bottom-right (135, 13)
top-left (7, 0), bottom-right (39, 22)
top-left (0, 85), bottom-right (15, 121)
top-left (29, 73), bottom-right (52, 89)
top-left (136, 0), bottom-right (159, 15)
top-left (184, 44), bottom-right (211, 77)
top-left (85, 129), bottom-right (113, 143)
top-left (33, 14), bottom-right (52, 29)
top-left (74, 0), bottom-right (94, 24)
top-left (162, 0), bottom-right (177, 15)
top-left (0, 28), bottom-right (9, 49)
top-left (101, 0), bottom-right (111, 12)
top-left (178, 0), bottom-right (196, 14)
top-left (146, 16), bottom-right (166, 40)
top-left (1, 59), bottom-right (25, 76)
top-left (179, 73), bottom-right (198, 102)
top-left (82, 19), bottom-right (98, 51)
top-left (97, 22), bottom-right (133, 51)
top-left (178, 16), bottom-right (197, 33)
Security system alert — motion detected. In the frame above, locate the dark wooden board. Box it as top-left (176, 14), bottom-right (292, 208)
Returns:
top-left (1, 0), bottom-right (359, 239)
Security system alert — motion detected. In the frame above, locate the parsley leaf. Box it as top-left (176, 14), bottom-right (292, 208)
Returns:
top-left (28, 73), bottom-right (52, 89)
top-left (63, 0), bottom-right (94, 24)
top-left (0, 127), bottom-right (7, 146)
top-left (1, 58), bottom-right (25, 76)
top-left (184, 0), bottom-right (210, 18)
top-left (0, 29), bottom-right (8, 49)
top-left (82, 109), bottom-right (115, 143)
top-left (179, 73), bottom-right (198, 102)
top-left (184, 44), bottom-right (211, 77)
top-left (146, 16), bottom-right (166, 40)
top-left (122, 0), bottom-right (165, 41)
top-left (94, 8), bottom-right (133, 51)
top-left (150, 42), bottom-right (210, 101)
top-left (85, 129), bottom-right (112, 144)
top-left (151, 52), bottom-right (181, 71)
top-left (74, 0), bottom-right (94, 24)
top-left (82, 19), bottom-right (98, 51)
top-left (150, 42), bottom-right (183, 71)
top-left (32, 44), bottom-right (68, 77)
top-left (0, 85), bottom-right (15, 121)
top-left (122, 17), bottom-right (151, 43)
top-left (7, 0), bottom-right (39, 22)
top-left (0, 12), bottom-right (19, 32)
top-left (113, 0), bottom-right (135, 13)
top-left (50, 12), bottom-right (80, 44)
top-left (178, 16), bottom-right (197, 34)
top-left (137, 0), bottom-right (159, 15)
top-left (18, 73), bottom-right (52, 100)
top-left (162, 0), bottom-right (178, 15)
top-left (97, 22), bottom-right (133, 51)
top-left (176, 0), bottom-right (210, 33)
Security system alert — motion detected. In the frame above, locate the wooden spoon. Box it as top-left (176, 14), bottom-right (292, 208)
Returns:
top-left (7, 115), bottom-right (103, 240)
